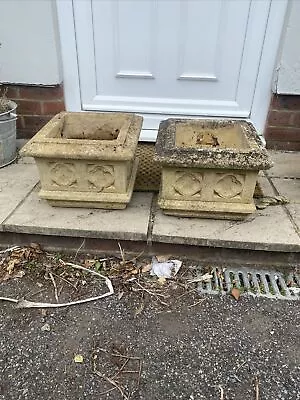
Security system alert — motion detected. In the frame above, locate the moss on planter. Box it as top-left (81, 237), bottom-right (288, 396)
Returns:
top-left (154, 119), bottom-right (272, 220)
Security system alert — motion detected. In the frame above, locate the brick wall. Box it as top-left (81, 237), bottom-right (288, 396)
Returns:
top-left (265, 94), bottom-right (300, 151)
top-left (3, 84), bottom-right (300, 151)
top-left (4, 84), bottom-right (65, 139)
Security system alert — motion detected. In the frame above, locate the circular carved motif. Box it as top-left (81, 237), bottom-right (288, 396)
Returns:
top-left (50, 163), bottom-right (76, 187)
top-left (174, 172), bottom-right (203, 196)
top-left (88, 165), bottom-right (115, 191)
top-left (214, 174), bottom-right (243, 199)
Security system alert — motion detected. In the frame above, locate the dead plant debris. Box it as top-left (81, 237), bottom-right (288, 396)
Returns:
top-left (0, 243), bottom-right (214, 312)
top-left (92, 343), bottom-right (142, 400)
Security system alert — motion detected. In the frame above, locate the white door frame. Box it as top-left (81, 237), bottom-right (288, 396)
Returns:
top-left (55, 0), bottom-right (288, 139)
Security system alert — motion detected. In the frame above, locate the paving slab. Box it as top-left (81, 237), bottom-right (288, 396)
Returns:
top-left (267, 150), bottom-right (300, 178)
top-left (286, 204), bottom-right (300, 233)
top-left (271, 178), bottom-right (300, 203)
top-left (257, 176), bottom-right (276, 197)
top-left (4, 188), bottom-right (153, 241)
top-left (0, 163), bottom-right (39, 230)
top-left (152, 205), bottom-right (300, 252)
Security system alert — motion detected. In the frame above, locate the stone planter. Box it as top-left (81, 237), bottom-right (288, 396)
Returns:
top-left (20, 112), bottom-right (142, 209)
top-left (155, 119), bottom-right (272, 220)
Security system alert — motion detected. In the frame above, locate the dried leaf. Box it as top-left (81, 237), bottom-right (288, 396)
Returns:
top-left (74, 354), bottom-right (84, 363)
top-left (30, 243), bottom-right (42, 251)
top-left (41, 309), bottom-right (47, 317)
top-left (41, 323), bottom-right (51, 332)
top-left (231, 287), bottom-right (241, 300)
top-left (157, 277), bottom-right (167, 285)
top-left (130, 268), bottom-right (139, 275)
top-left (141, 264), bottom-right (152, 273)
top-left (156, 255), bottom-right (172, 262)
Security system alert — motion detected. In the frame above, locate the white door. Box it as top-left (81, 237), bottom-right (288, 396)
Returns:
top-left (71, 0), bottom-right (273, 140)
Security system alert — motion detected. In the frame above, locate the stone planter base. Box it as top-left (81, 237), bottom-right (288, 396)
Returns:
top-left (155, 119), bottom-right (272, 220)
top-left (20, 112), bottom-right (142, 209)
top-left (39, 158), bottom-right (139, 209)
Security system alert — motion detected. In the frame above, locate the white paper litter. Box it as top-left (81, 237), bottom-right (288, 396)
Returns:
top-left (150, 256), bottom-right (182, 279)
top-left (289, 287), bottom-right (300, 294)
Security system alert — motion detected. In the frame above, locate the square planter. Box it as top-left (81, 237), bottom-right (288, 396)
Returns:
top-left (154, 119), bottom-right (272, 220)
top-left (20, 112), bottom-right (142, 209)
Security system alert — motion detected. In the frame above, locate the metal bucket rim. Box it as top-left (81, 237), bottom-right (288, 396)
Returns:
top-left (0, 100), bottom-right (17, 118)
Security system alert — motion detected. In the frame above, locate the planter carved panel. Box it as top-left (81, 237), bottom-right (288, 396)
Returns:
top-left (50, 163), bottom-right (77, 188)
top-left (214, 174), bottom-right (244, 199)
top-left (87, 165), bottom-right (115, 192)
top-left (174, 172), bottom-right (203, 196)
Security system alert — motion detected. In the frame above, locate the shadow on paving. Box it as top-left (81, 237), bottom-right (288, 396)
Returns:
top-left (0, 290), bottom-right (299, 400)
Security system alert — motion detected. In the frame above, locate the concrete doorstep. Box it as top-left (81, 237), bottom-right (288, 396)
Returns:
top-left (0, 151), bottom-right (299, 267)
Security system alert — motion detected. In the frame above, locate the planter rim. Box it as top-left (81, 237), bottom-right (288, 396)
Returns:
top-left (20, 111), bottom-right (143, 161)
top-left (0, 100), bottom-right (17, 119)
top-left (154, 118), bottom-right (272, 170)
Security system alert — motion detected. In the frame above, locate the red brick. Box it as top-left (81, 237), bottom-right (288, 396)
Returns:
top-left (266, 140), bottom-right (300, 151)
top-left (23, 115), bottom-right (52, 132)
top-left (1, 85), bottom-right (19, 99)
top-left (16, 116), bottom-right (25, 130)
top-left (271, 94), bottom-right (300, 111)
top-left (16, 129), bottom-right (36, 140)
top-left (15, 99), bottom-right (42, 115)
top-left (291, 112), bottom-right (300, 128)
top-left (41, 101), bottom-right (65, 115)
top-left (19, 85), bottom-right (64, 101)
top-left (267, 110), bottom-right (293, 126)
top-left (264, 126), bottom-right (300, 142)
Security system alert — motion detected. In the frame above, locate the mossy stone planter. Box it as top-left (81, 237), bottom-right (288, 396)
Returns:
top-left (155, 119), bottom-right (272, 220)
top-left (20, 112), bottom-right (142, 209)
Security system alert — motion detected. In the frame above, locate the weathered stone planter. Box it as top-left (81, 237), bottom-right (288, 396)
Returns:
top-left (20, 112), bottom-right (142, 209)
top-left (155, 119), bottom-right (272, 220)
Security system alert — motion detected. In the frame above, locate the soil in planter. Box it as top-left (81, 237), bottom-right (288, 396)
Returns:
top-left (175, 121), bottom-right (250, 150)
top-left (55, 113), bottom-right (128, 141)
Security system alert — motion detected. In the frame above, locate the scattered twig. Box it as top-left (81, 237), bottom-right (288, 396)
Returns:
top-left (49, 272), bottom-right (59, 303)
top-left (235, 360), bottom-right (247, 373)
top-left (126, 250), bottom-right (145, 264)
top-left (25, 288), bottom-right (47, 300)
top-left (53, 272), bottom-right (77, 290)
top-left (0, 297), bottom-right (18, 303)
top-left (93, 361), bottom-right (128, 400)
top-left (74, 238), bottom-right (85, 260)
top-left (218, 385), bottom-right (224, 400)
top-left (133, 281), bottom-right (168, 306)
top-left (188, 298), bottom-right (206, 308)
top-left (137, 359), bottom-right (143, 388)
top-left (111, 358), bottom-right (129, 380)
top-left (0, 246), bottom-right (20, 254)
top-left (93, 347), bottom-right (142, 400)
top-left (0, 261), bottom-right (114, 309)
top-left (176, 287), bottom-right (198, 299)
top-left (97, 348), bottom-right (140, 360)
top-left (99, 387), bottom-right (116, 396)
top-left (134, 281), bottom-right (166, 299)
top-left (254, 376), bottom-right (260, 400)
top-left (118, 242), bottom-right (126, 265)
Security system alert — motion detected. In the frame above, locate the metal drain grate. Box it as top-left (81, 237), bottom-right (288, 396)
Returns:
top-left (198, 268), bottom-right (300, 300)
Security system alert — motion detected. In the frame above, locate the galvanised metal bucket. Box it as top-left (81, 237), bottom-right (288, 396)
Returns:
top-left (0, 100), bottom-right (17, 167)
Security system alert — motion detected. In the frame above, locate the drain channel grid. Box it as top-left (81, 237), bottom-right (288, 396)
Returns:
top-left (197, 268), bottom-right (300, 300)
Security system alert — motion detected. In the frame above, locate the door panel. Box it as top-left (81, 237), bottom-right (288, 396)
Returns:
top-left (73, 0), bottom-right (271, 138)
